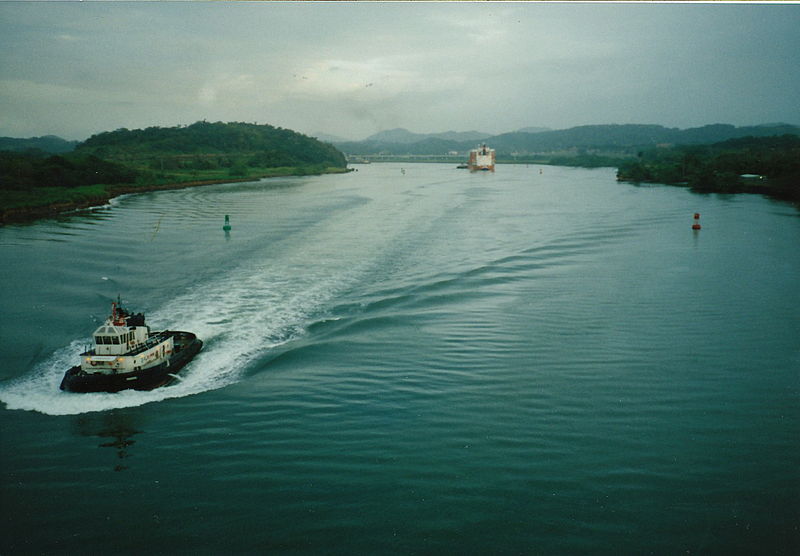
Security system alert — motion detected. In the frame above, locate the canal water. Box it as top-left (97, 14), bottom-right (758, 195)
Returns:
top-left (1, 164), bottom-right (798, 554)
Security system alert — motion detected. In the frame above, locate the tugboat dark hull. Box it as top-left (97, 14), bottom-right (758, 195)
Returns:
top-left (60, 332), bottom-right (202, 393)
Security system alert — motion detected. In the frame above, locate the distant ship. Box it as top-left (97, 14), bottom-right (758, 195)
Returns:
top-left (60, 299), bottom-right (203, 393)
top-left (468, 144), bottom-right (495, 172)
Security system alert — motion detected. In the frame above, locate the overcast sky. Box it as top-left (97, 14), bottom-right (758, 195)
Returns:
top-left (1, 2), bottom-right (798, 141)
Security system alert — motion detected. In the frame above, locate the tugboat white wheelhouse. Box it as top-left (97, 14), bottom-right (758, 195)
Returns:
top-left (60, 299), bottom-right (203, 393)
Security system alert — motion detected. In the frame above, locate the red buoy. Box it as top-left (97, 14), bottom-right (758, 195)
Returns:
top-left (692, 213), bottom-right (702, 230)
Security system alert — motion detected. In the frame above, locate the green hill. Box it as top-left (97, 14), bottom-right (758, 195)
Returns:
top-left (78, 121), bottom-right (346, 170)
top-left (1, 121), bottom-right (348, 224)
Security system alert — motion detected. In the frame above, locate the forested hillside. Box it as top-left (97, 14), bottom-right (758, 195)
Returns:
top-left (1, 121), bottom-right (349, 223)
top-left (616, 135), bottom-right (800, 200)
top-left (79, 121), bottom-right (347, 170)
top-left (488, 123), bottom-right (800, 153)
top-left (0, 151), bottom-right (136, 190)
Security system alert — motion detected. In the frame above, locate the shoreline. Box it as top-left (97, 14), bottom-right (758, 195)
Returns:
top-left (0, 169), bottom-right (350, 226)
top-left (616, 175), bottom-right (799, 204)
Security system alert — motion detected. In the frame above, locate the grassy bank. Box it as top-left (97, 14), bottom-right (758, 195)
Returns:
top-left (0, 166), bottom-right (350, 225)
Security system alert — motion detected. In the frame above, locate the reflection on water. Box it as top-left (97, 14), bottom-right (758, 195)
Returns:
top-left (74, 410), bottom-right (142, 472)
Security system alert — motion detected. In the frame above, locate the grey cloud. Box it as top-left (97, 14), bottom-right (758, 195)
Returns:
top-left (1, 2), bottom-right (797, 140)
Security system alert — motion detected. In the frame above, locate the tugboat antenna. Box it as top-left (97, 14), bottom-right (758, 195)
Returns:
top-left (112, 294), bottom-right (125, 326)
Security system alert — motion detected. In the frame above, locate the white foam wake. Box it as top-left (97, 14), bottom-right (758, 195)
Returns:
top-left (0, 172), bottom-right (442, 416)
top-left (0, 257), bottom-right (362, 416)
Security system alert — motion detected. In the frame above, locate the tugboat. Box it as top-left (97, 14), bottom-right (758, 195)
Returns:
top-left (60, 299), bottom-right (203, 393)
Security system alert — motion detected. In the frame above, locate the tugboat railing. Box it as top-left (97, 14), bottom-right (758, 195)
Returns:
top-left (81, 331), bottom-right (171, 357)
top-left (126, 331), bottom-right (171, 356)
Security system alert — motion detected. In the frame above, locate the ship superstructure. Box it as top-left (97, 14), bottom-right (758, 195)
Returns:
top-left (468, 144), bottom-right (496, 172)
top-left (82, 302), bottom-right (173, 374)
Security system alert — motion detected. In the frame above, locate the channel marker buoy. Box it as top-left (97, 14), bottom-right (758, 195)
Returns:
top-left (223, 215), bottom-right (232, 232)
top-left (692, 213), bottom-right (701, 230)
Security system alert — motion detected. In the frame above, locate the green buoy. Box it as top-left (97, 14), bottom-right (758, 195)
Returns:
top-left (223, 215), bottom-right (231, 232)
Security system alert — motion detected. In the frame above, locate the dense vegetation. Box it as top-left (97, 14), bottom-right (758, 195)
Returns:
top-left (0, 151), bottom-right (137, 190)
top-left (1, 121), bottom-right (348, 223)
top-left (545, 154), bottom-right (629, 168)
top-left (79, 121), bottom-right (346, 170)
top-left (616, 135), bottom-right (800, 200)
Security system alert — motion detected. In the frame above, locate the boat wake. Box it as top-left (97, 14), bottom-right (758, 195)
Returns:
top-left (0, 257), bottom-right (363, 416)
top-left (0, 170), bottom-right (452, 415)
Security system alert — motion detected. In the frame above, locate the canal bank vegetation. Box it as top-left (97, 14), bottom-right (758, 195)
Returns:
top-left (0, 121), bottom-right (349, 224)
top-left (616, 135), bottom-right (800, 201)
top-left (535, 154), bottom-right (628, 168)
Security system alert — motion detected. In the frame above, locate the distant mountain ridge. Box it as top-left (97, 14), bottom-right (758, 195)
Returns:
top-left (5, 123), bottom-right (798, 160)
top-left (489, 123), bottom-right (800, 153)
top-left (363, 128), bottom-right (492, 144)
top-left (0, 135), bottom-right (79, 154)
top-left (312, 132), bottom-right (352, 144)
top-left (515, 126), bottom-right (551, 134)
top-left (335, 123), bottom-right (800, 156)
